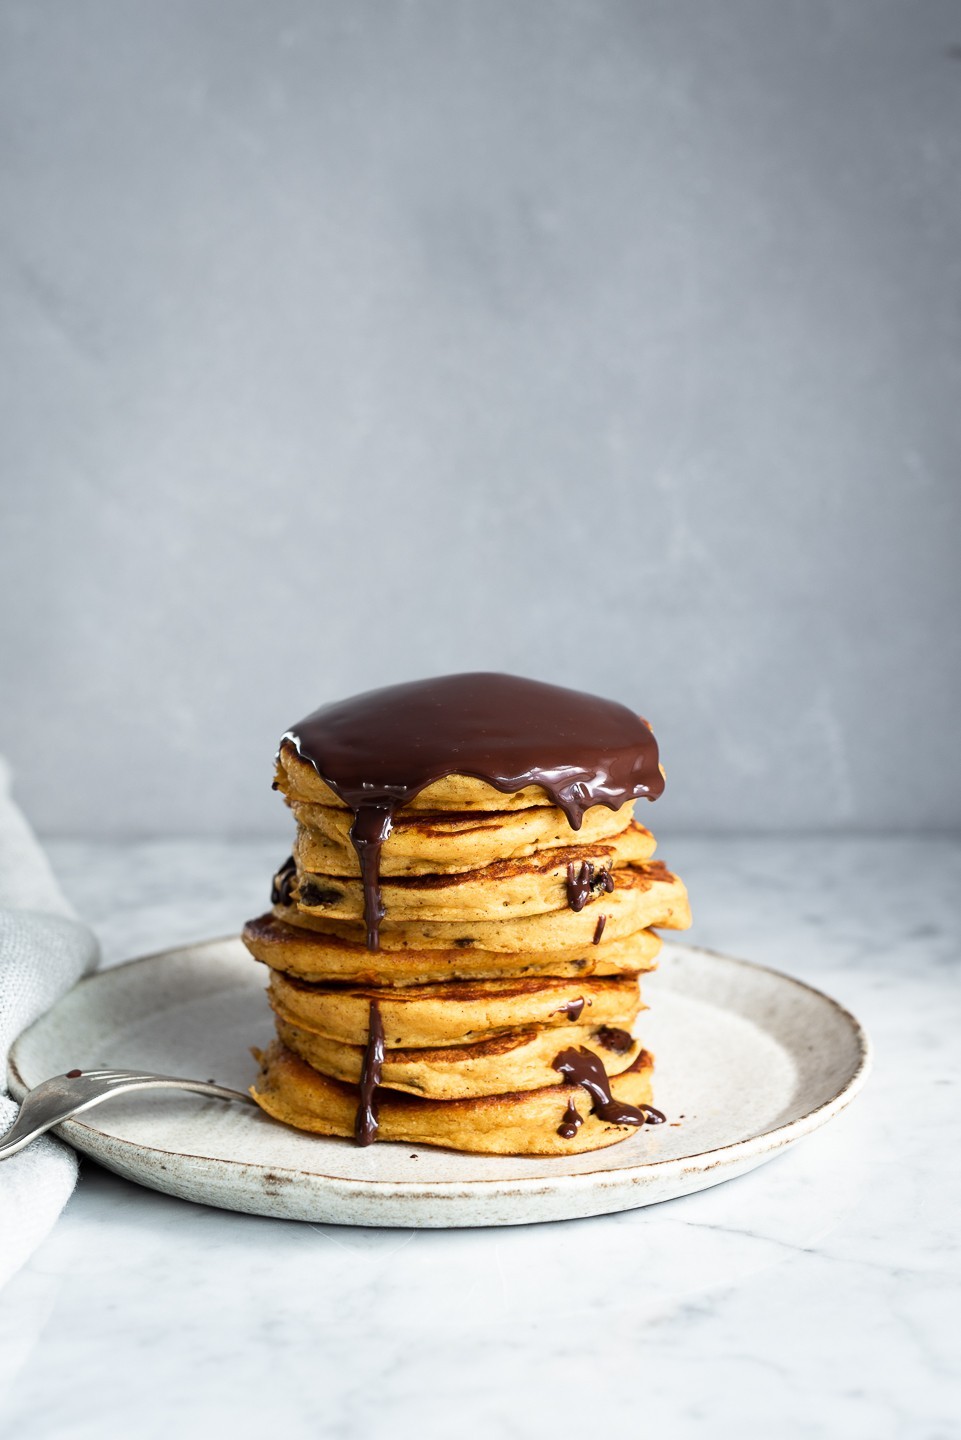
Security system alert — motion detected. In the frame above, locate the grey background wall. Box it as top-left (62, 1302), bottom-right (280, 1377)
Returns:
top-left (1, 0), bottom-right (959, 839)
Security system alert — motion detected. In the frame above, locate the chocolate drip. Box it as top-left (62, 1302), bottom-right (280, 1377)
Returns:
top-left (552, 1046), bottom-right (647, 1126)
top-left (355, 1000), bottom-right (385, 1145)
top-left (65, 1069), bottom-right (82, 1079)
top-left (282, 673), bottom-right (664, 950)
top-left (557, 1095), bottom-right (583, 1139)
top-left (642, 1105), bottom-right (666, 1124)
top-left (595, 1025), bottom-right (634, 1054)
top-left (592, 914), bottom-right (607, 945)
top-left (551, 996), bottom-right (591, 1021)
top-left (270, 855), bottom-right (297, 906)
top-left (566, 861), bottom-right (614, 913)
top-left (349, 807), bottom-right (391, 950)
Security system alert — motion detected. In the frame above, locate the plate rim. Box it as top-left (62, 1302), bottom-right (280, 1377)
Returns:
top-left (7, 936), bottom-right (872, 1197)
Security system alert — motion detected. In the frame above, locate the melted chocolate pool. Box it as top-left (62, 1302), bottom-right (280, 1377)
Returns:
top-left (552, 1046), bottom-right (647, 1127)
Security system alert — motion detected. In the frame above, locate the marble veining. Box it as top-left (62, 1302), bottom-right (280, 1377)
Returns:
top-left (0, 836), bottom-right (958, 1440)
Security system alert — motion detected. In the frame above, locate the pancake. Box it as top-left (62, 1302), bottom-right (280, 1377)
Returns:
top-left (250, 677), bottom-right (686, 1155)
top-left (292, 824), bottom-right (658, 923)
top-left (282, 861), bottom-right (690, 949)
top-left (243, 912), bottom-right (662, 985)
top-left (251, 1038), bottom-right (657, 1155)
top-left (277, 740), bottom-right (613, 813)
top-left (275, 1015), bottom-right (642, 1099)
top-left (290, 800), bottom-right (641, 877)
top-left (267, 970), bottom-right (642, 1047)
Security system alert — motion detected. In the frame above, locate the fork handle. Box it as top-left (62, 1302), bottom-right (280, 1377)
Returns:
top-left (0, 1077), bottom-right (249, 1160)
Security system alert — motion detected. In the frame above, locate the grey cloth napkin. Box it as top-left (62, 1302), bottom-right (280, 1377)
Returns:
top-left (0, 759), bottom-right (99, 1289)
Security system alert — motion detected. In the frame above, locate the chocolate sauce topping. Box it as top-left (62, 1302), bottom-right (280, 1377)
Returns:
top-left (283, 673), bottom-right (664, 950)
top-left (551, 996), bottom-right (591, 1021)
top-left (557, 1095), bottom-right (583, 1139)
top-left (565, 861), bottom-right (614, 913)
top-left (552, 1046), bottom-right (647, 1126)
top-left (270, 855), bottom-right (297, 907)
top-left (355, 1000), bottom-right (385, 1145)
top-left (592, 914), bottom-right (608, 945)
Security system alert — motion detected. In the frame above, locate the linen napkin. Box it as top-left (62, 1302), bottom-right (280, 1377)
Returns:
top-left (0, 759), bottom-right (100, 1289)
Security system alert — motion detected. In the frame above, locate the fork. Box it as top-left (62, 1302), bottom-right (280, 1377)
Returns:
top-left (0, 1068), bottom-right (253, 1160)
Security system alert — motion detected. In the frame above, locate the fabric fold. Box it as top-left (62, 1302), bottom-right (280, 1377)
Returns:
top-left (0, 759), bottom-right (100, 1290)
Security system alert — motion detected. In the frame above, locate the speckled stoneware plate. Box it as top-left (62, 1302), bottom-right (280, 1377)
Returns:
top-left (7, 939), bottom-right (870, 1228)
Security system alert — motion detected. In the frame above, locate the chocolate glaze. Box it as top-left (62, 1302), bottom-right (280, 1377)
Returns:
top-left (594, 1025), bottom-right (634, 1054)
top-left (551, 996), bottom-right (591, 1021)
top-left (355, 1000), bottom-right (385, 1145)
top-left (592, 914), bottom-right (608, 945)
top-left (557, 1095), bottom-right (583, 1139)
top-left (270, 855), bottom-right (297, 906)
top-left (565, 860), bottom-right (614, 913)
top-left (552, 1046), bottom-right (647, 1126)
top-left (282, 673), bottom-right (663, 950)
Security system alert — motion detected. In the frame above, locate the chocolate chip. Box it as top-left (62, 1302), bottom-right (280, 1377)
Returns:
top-left (299, 882), bottom-right (342, 907)
top-left (270, 855), bottom-right (297, 905)
top-left (594, 1025), bottom-right (634, 1054)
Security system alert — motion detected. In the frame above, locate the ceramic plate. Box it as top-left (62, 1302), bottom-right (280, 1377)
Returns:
top-left (7, 938), bottom-right (870, 1227)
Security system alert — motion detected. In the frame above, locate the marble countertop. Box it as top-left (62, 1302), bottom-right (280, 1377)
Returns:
top-left (1, 836), bottom-right (958, 1440)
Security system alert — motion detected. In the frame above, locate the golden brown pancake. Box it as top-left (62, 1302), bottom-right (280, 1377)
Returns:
top-left (292, 823), bottom-right (658, 923)
top-left (249, 680), bottom-right (685, 1155)
top-left (290, 800), bottom-right (641, 876)
top-left (275, 1015), bottom-right (642, 1099)
top-left (243, 911), bottom-right (662, 985)
top-left (251, 1038), bottom-right (657, 1155)
top-left (276, 741), bottom-right (596, 813)
top-left (267, 969), bottom-right (642, 1047)
top-left (283, 861), bottom-right (690, 947)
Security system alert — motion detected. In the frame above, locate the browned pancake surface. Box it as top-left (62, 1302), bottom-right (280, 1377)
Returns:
top-left (251, 1039), bottom-right (656, 1155)
top-left (267, 968), bottom-right (643, 1047)
top-left (243, 911), bottom-right (662, 984)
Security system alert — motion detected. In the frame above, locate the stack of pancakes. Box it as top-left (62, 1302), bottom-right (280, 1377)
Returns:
top-left (244, 744), bottom-right (691, 1156)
